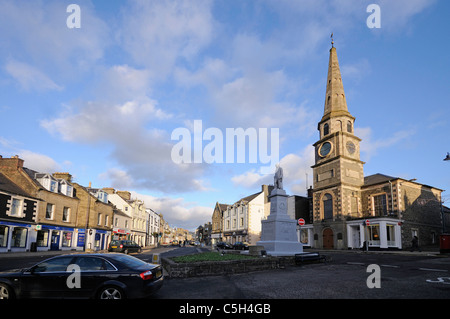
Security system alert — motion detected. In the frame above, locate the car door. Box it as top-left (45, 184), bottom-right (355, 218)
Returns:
top-left (20, 256), bottom-right (75, 298)
top-left (64, 256), bottom-right (116, 299)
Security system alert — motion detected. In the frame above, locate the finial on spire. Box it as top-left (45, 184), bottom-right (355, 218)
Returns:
top-left (331, 33), bottom-right (334, 48)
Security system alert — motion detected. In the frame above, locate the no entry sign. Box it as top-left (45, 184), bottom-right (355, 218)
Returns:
top-left (298, 218), bottom-right (305, 226)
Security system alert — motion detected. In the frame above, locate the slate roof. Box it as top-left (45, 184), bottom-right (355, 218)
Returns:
top-left (0, 172), bottom-right (37, 199)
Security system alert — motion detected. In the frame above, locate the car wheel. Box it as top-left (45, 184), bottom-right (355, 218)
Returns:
top-left (0, 283), bottom-right (14, 300)
top-left (98, 286), bottom-right (125, 300)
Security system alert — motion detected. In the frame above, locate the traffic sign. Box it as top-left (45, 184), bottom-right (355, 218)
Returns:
top-left (365, 219), bottom-right (370, 226)
top-left (298, 218), bottom-right (305, 226)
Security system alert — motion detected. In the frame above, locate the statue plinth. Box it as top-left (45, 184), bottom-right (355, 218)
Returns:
top-left (257, 188), bottom-right (303, 256)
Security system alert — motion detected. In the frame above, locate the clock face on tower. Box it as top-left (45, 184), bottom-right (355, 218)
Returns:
top-left (346, 141), bottom-right (356, 154)
top-left (319, 141), bottom-right (332, 157)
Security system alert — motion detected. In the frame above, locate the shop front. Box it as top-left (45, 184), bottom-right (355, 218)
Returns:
top-left (84, 228), bottom-right (111, 251)
top-left (36, 225), bottom-right (77, 251)
top-left (346, 218), bottom-right (403, 250)
top-left (0, 221), bottom-right (35, 253)
top-left (113, 227), bottom-right (130, 240)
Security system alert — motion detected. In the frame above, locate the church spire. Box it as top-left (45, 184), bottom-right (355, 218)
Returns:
top-left (321, 44), bottom-right (351, 122)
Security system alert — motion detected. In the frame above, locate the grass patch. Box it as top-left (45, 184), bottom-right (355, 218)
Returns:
top-left (170, 252), bottom-right (258, 263)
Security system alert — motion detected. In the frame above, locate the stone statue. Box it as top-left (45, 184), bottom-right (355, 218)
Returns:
top-left (274, 164), bottom-right (283, 190)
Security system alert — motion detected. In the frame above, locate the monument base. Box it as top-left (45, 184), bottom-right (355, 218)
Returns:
top-left (257, 188), bottom-right (303, 256)
top-left (256, 240), bottom-right (303, 256)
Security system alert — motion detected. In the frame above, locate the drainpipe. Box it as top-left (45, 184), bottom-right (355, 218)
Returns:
top-left (388, 180), bottom-right (394, 216)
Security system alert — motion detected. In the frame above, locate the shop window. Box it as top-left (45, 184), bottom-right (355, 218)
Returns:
top-left (0, 226), bottom-right (9, 247)
top-left (386, 224), bottom-right (395, 246)
top-left (11, 227), bottom-right (27, 248)
top-left (62, 231), bottom-right (72, 247)
top-left (37, 230), bottom-right (49, 247)
top-left (368, 225), bottom-right (380, 246)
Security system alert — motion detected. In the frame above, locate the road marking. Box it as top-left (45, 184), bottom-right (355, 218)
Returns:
top-left (347, 262), bottom-right (365, 265)
top-left (419, 268), bottom-right (448, 272)
top-left (380, 264), bottom-right (399, 268)
top-left (426, 277), bottom-right (450, 284)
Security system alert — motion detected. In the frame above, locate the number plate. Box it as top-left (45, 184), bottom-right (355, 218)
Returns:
top-left (111, 246), bottom-right (117, 248)
top-left (156, 270), bottom-right (162, 278)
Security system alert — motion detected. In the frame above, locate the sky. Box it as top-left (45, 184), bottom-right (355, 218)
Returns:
top-left (0, 0), bottom-right (449, 231)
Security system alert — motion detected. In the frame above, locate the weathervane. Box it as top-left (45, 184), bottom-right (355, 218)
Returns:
top-left (331, 33), bottom-right (334, 48)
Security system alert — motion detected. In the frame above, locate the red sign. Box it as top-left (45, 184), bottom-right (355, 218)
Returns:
top-left (365, 219), bottom-right (370, 226)
top-left (298, 218), bottom-right (305, 226)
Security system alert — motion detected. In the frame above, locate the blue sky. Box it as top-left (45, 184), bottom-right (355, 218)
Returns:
top-left (0, 0), bottom-right (449, 230)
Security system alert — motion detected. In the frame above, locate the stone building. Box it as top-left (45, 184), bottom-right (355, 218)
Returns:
top-left (71, 181), bottom-right (114, 251)
top-left (210, 202), bottom-right (228, 245)
top-left (0, 172), bottom-right (39, 252)
top-left (222, 185), bottom-right (272, 245)
top-left (104, 188), bottom-right (148, 246)
top-left (305, 46), bottom-right (445, 250)
top-left (0, 156), bottom-right (80, 251)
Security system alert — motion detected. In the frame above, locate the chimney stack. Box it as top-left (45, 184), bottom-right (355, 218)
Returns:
top-left (52, 172), bottom-right (72, 182)
top-left (117, 190), bottom-right (131, 200)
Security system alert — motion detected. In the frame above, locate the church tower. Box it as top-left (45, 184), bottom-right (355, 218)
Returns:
top-left (311, 44), bottom-right (365, 249)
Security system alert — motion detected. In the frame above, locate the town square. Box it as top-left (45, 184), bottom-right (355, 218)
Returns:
top-left (0, 1), bottom-right (449, 314)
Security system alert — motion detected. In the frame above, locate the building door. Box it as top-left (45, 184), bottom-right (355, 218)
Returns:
top-left (352, 226), bottom-right (360, 249)
top-left (323, 228), bottom-right (334, 249)
top-left (50, 231), bottom-right (60, 250)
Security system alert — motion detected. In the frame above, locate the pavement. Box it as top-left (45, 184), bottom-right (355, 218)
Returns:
top-left (0, 244), bottom-right (447, 259)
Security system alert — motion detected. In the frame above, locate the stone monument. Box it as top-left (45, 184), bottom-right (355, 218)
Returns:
top-left (257, 165), bottom-right (303, 256)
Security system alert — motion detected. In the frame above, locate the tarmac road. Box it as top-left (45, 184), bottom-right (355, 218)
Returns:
top-left (1, 247), bottom-right (449, 300)
top-left (152, 249), bottom-right (450, 299)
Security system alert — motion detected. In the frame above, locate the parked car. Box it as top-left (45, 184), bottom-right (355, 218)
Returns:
top-left (0, 253), bottom-right (163, 299)
top-left (233, 242), bottom-right (249, 250)
top-left (171, 240), bottom-right (180, 246)
top-left (216, 242), bottom-right (232, 250)
top-left (108, 240), bottom-right (142, 254)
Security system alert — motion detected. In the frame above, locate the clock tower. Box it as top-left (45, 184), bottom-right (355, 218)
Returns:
top-left (311, 45), bottom-right (365, 248)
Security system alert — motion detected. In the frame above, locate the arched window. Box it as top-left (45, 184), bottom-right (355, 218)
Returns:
top-left (323, 194), bottom-right (333, 220)
top-left (323, 123), bottom-right (329, 136)
top-left (347, 120), bottom-right (352, 133)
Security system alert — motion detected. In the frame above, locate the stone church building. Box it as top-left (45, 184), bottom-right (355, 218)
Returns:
top-left (302, 45), bottom-right (445, 250)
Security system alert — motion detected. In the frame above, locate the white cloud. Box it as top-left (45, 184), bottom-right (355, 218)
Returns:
top-left (131, 191), bottom-right (212, 231)
top-left (5, 60), bottom-right (63, 92)
top-left (356, 126), bottom-right (416, 160)
top-left (119, 0), bottom-right (214, 80)
top-left (18, 150), bottom-right (62, 173)
top-left (231, 145), bottom-right (315, 196)
top-left (378, 0), bottom-right (437, 31)
top-left (0, 0), bottom-right (109, 76)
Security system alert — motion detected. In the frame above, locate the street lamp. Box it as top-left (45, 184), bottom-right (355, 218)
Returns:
top-left (444, 152), bottom-right (450, 161)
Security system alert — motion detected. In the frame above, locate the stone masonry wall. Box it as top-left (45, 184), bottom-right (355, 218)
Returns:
top-left (162, 256), bottom-right (296, 278)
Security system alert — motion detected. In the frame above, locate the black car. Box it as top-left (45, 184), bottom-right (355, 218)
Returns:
top-left (0, 253), bottom-right (163, 299)
top-left (233, 242), bottom-right (249, 250)
top-left (216, 242), bottom-right (232, 250)
top-left (108, 240), bottom-right (142, 254)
